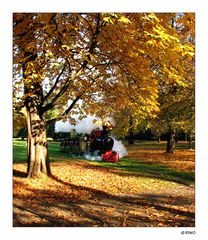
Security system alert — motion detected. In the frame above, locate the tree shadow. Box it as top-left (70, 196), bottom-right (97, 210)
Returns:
top-left (13, 173), bottom-right (195, 227)
top-left (13, 169), bottom-right (27, 178)
top-left (50, 174), bottom-right (111, 199)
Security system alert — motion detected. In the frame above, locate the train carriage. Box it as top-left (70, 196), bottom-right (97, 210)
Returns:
top-left (59, 122), bottom-right (119, 162)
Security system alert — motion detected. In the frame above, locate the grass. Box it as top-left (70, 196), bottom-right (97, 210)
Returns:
top-left (94, 157), bottom-right (194, 185)
top-left (13, 140), bottom-right (28, 163)
top-left (13, 139), bottom-right (70, 163)
top-left (13, 139), bottom-right (194, 163)
top-left (13, 139), bottom-right (194, 185)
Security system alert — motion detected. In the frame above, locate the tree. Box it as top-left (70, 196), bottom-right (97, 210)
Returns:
top-left (13, 13), bottom-right (194, 177)
top-left (150, 14), bottom-right (195, 153)
top-left (17, 128), bottom-right (27, 140)
top-left (46, 122), bottom-right (56, 139)
top-left (13, 112), bottom-right (26, 138)
top-left (13, 13), bottom-right (137, 177)
top-left (102, 13), bottom-right (194, 147)
top-left (150, 72), bottom-right (194, 153)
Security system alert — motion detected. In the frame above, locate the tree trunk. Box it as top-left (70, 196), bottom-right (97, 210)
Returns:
top-left (185, 132), bottom-right (188, 142)
top-left (188, 134), bottom-right (193, 149)
top-left (128, 116), bottom-right (134, 144)
top-left (22, 99), bottom-right (51, 178)
top-left (21, 44), bottom-right (51, 178)
top-left (166, 128), bottom-right (175, 153)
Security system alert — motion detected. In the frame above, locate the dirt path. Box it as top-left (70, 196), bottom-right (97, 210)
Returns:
top-left (14, 192), bottom-right (194, 227)
top-left (13, 174), bottom-right (194, 227)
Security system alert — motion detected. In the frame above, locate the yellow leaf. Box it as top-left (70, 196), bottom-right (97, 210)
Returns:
top-left (103, 17), bottom-right (114, 24)
top-left (62, 45), bottom-right (71, 51)
top-left (118, 16), bottom-right (131, 24)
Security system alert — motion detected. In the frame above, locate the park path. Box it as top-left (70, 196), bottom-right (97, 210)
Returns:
top-left (13, 181), bottom-right (194, 227)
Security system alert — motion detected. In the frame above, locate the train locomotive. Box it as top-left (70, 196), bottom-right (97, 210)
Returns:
top-left (60, 121), bottom-right (119, 162)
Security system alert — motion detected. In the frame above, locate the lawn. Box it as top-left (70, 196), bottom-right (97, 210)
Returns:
top-left (13, 139), bottom-right (70, 163)
top-left (13, 139), bottom-right (195, 227)
top-left (13, 139), bottom-right (194, 185)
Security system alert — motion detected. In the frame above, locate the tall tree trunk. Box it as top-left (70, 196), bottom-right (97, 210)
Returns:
top-left (166, 128), bottom-right (175, 153)
top-left (128, 115), bottom-right (134, 144)
top-left (21, 43), bottom-right (51, 178)
top-left (22, 99), bottom-right (51, 178)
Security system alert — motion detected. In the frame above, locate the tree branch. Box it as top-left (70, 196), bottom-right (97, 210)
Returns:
top-left (42, 75), bottom-right (72, 113)
top-left (45, 76), bottom-right (97, 126)
top-left (46, 94), bottom-right (82, 126)
top-left (43, 14), bottom-right (101, 115)
top-left (43, 62), bottom-right (68, 102)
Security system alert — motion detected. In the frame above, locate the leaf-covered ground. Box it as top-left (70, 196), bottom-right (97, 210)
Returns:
top-left (13, 147), bottom-right (195, 227)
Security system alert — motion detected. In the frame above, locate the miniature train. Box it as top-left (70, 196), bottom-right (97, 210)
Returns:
top-left (60, 124), bottom-right (119, 162)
